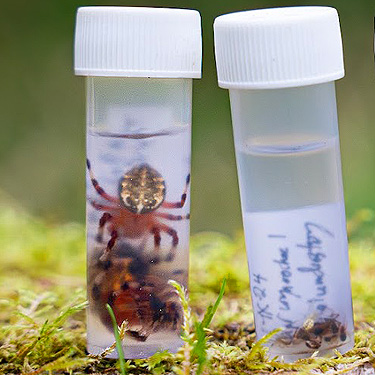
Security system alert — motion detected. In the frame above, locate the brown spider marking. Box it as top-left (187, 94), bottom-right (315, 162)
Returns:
top-left (87, 159), bottom-right (190, 262)
top-left (90, 249), bottom-right (183, 341)
top-left (274, 315), bottom-right (348, 350)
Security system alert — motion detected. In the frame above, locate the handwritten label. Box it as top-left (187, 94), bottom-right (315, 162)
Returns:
top-left (273, 247), bottom-right (300, 311)
top-left (252, 273), bottom-right (273, 326)
top-left (243, 202), bottom-right (352, 338)
top-left (297, 223), bottom-right (333, 311)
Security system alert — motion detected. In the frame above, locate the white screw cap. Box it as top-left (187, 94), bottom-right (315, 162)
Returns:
top-left (214, 6), bottom-right (344, 89)
top-left (74, 7), bottom-right (202, 78)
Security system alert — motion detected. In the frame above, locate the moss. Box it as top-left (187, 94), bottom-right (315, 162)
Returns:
top-left (1, 206), bottom-right (375, 374)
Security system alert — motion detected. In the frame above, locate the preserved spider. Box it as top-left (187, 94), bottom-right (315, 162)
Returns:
top-left (89, 242), bottom-right (184, 341)
top-left (87, 159), bottom-right (190, 263)
top-left (275, 315), bottom-right (347, 350)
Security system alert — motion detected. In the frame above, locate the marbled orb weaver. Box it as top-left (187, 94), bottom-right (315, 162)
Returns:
top-left (90, 244), bottom-right (184, 341)
top-left (87, 159), bottom-right (190, 263)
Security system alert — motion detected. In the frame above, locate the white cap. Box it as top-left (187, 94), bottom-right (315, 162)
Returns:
top-left (74, 7), bottom-right (202, 78)
top-left (214, 6), bottom-right (344, 89)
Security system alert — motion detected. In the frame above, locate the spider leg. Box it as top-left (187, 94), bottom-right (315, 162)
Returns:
top-left (162, 173), bottom-right (190, 209)
top-left (156, 224), bottom-right (179, 262)
top-left (99, 229), bottom-right (118, 262)
top-left (150, 227), bottom-right (162, 264)
top-left (155, 213), bottom-right (190, 221)
top-left (97, 212), bottom-right (112, 243)
top-left (90, 200), bottom-right (117, 211)
top-left (87, 159), bottom-right (120, 204)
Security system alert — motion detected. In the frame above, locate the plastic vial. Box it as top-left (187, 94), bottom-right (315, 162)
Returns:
top-left (214, 7), bottom-right (354, 361)
top-left (74, 7), bottom-right (202, 359)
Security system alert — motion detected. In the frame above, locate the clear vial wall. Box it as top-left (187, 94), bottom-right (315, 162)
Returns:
top-left (230, 82), bottom-right (354, 361)
top-left (86, 77), bottom-right (191, 358)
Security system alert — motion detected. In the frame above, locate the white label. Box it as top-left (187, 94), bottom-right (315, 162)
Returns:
top-left (244, 202), bottom-right (352, 337)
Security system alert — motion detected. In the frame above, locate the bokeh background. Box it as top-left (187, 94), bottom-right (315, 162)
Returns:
top-left (0, 0), bottom-right (374, 235)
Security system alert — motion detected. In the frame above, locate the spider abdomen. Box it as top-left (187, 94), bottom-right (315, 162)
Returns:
top-left (120, 164), bottom-right (166, 214)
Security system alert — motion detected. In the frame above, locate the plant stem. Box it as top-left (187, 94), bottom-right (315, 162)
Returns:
top-left (106, 304), bottom-right (127, 375)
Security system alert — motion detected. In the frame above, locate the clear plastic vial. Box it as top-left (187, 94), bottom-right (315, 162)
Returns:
top-left (74, 7), bottom-right (201, 359)
top-left (214, 7), bottom-right (354, 361)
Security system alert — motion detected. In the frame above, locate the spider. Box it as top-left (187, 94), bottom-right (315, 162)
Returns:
top-left (87, 159), bottom-right (190, 263)
top-left (275, 315), bottom-right (347, 350)
top-left (89, 242), bottom-right (184, 341)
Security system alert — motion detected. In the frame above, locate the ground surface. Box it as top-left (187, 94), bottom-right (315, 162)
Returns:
top-left (1, 205), bottom-right (375, 374)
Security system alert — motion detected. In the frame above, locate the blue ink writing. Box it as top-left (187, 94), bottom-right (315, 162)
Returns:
top-left (251, 273), bottom-right (273, 330)
top-left (273, 247), bottom-right (300, 311)
top-left (297, 222), bottom-right (333, 310)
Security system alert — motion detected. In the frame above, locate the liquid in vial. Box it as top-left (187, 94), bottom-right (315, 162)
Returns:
top-left (236, 136), bottom-right (354, 360)
top-left (86, 125), bottom-right (190, 358)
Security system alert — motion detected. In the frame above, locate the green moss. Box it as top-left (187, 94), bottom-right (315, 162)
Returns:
top-left (1, 205), bottom-right (375, 374)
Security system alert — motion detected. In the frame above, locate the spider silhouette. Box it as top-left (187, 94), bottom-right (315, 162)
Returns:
top-left (87, 159), bottom-right (190, 263)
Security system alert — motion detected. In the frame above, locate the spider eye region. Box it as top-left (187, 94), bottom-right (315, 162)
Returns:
top-left (119, 164), bottom-right (166, 214)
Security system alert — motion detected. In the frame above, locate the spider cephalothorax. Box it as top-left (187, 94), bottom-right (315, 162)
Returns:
top-left (89, 243), bottom-right (184, 341)
top-left (119, 164), bottom-right (166, 214)
top-left (87, 159), bottom-right (190, 262)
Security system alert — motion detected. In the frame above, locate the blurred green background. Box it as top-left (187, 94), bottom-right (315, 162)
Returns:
top-left (0, 0), bottom-right (375, 235)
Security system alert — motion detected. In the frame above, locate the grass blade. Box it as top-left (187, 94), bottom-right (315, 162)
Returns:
top-left (106, 304), bottom-right (127, 375)
top-left (201, 278), bottom-right (227, 330)
top-left (193, 278), bottom-right (227, 375)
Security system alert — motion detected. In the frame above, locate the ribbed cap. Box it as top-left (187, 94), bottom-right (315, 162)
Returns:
top-left (214, 6), bottom-right (344, 89)
top-left (74, 7), bottom-right (202, 78)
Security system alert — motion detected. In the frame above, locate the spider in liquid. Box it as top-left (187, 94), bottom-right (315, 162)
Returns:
top-left (90, 244), bottom-right (184, 341)
top-left (276, 315), bottom-right (347, 350)
top-left (87, 159), bottom-right (190, 263)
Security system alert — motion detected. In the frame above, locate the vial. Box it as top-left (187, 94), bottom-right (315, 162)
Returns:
top-left (214, 7), bottom-right (354, 361)
top-left (74, 7), bottom-right (202, 359)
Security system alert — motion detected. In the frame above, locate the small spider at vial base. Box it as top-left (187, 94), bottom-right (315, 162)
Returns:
top-left (275, 314), bottom-right (348, 351)
top-left (87, 159), bottom-right (190, 263)
top-left (89, 242), bottom-right (185, 341)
